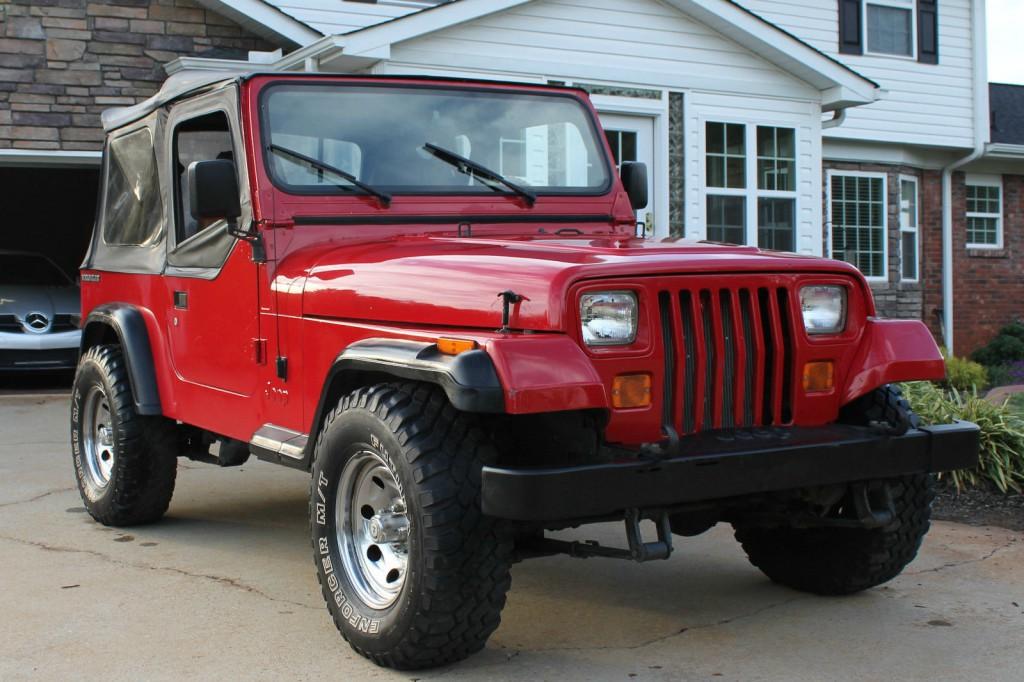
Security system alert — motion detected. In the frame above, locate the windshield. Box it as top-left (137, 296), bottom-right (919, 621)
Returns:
top-left (0, 254), bottom-right (71, 287)
top-left (262, 84), bottom-right (611, 196)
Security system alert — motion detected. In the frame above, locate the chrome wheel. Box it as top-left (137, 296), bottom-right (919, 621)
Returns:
top-left (336, 449), bottom-right (410, 609)
top-left (81, 385), bottom-right (116, 489)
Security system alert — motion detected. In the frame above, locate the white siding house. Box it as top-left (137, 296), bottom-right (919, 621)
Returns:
top-left (189, 0), bottom-right (879, 256)
top-left (742, 0), bottom-right (981, 151)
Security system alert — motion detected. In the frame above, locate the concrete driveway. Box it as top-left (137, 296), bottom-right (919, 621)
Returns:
top-left (1, 394), bottom-right (1021, 681)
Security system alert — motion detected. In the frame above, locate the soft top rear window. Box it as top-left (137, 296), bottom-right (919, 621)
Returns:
top-left (261, 83), bottom-right (612, 196)
top-left (102, 126), bottom-right (162, 247)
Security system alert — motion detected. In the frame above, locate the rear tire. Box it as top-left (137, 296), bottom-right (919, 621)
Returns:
top-left (310, 383), bottom-right (512, 670)
top-left (71, 345), bottom-right (177, 526)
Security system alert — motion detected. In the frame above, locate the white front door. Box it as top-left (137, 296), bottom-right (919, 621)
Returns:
top-left (600, 113), bottom-right (655, 236)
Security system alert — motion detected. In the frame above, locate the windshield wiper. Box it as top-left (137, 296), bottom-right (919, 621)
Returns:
top-left (268, 143), bottom-right (391, 207)
top-left (422, 142), bottom-right (536, 207)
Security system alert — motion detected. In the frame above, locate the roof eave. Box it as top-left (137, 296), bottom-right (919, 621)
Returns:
top-left (192, 0), bottom-right (322, 48)
top-left (984, 142), bottom-right (1024, 159)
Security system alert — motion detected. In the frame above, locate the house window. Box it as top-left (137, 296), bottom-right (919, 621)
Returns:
top-left (899, 176), bottom-right (919, 281)
top-left (966, 177), bottom-right (1003, 248)
top-left (839, 0), bottom-right (937, 64)
top-left (705, 122), bottom-right (797, 250)
top-left (829, 172), bottom-right (887, 280)
top-left (706, 122), bottom-right (745, 189)
top-left (866, 1), bottom-right (915, 57)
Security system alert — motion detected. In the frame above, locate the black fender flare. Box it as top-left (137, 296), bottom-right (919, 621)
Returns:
top-left (305, 339), bottom-right (505, 465)
top-left (81, 303), bottom-right (162, 415)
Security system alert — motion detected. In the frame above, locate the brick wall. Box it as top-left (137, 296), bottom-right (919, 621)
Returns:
top-left (0, 0), bottom-right (274, 151)
top-left (921, 172), bottom-right (1024, 356)
top-left (823, 161), bottom-right (926, 322)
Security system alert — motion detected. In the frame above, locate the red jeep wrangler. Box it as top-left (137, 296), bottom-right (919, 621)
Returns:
top-left (72, 72), bottom-right (978, 669)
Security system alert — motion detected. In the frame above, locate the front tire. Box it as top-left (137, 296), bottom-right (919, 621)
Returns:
top-left (71, 345), bottom-right (178, 526)
top-left (310, 383), bottom-right (512, 670)
top-left (733, 474), bottom-right (935, 595)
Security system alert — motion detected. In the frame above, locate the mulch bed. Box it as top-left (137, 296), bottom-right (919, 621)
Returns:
top-left (933, 482), bottom-right (1024, 531)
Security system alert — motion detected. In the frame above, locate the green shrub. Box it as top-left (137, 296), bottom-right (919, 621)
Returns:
top-left (901, 381), bottom-right (1024, 493)
top-left (942, 354), bottom-right (988, 391)
top-left (972, 322), bottom-right (1024, 366)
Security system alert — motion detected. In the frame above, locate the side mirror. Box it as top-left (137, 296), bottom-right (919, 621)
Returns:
top-left (619, 162), bottom-right (648, 211)
top-left (188, 159), bottom-right (240, 221)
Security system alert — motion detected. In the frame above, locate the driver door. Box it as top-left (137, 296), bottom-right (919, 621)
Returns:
top-left (162, 97), bottom-right (262, 398)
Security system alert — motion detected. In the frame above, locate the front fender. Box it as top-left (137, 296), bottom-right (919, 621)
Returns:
top-left (484, 335), bottom-right (607, 413)
top-left (841, 319), bottom-right (946, 405)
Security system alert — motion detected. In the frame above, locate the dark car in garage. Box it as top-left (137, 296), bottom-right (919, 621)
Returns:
top-left (0, 250), bottom-right (81, 371)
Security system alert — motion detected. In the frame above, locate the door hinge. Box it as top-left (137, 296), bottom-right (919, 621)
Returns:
top-left (276, 356), bottom-right (288, 381)
top-left (253, 338), bottom-right (267, 365)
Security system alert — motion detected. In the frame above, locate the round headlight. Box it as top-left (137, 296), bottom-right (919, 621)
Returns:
top-left (580, 291), bottom-right (637, 346)
top-left (800, 285), bottom-right (847, 335)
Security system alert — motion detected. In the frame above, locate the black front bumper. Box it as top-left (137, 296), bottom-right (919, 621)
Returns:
top-left (481, 422), bottom-right (980, 521)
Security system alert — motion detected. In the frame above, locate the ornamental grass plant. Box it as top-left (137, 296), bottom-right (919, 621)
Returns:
top-left (901, 381), bottom-right (1024, 493)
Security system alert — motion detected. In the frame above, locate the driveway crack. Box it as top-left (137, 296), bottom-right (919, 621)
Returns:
top-left (0, 533), bottom-right (319, 610)
top-left (0, 486), bottom-right (74, 509)
top-left (906, 538), bottom-right (1018, 576)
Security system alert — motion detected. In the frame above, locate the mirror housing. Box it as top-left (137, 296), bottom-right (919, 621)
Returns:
top-left (188, 159), bottom-right (241, 221)
top-left (620, 162), bottom-right (648, 211)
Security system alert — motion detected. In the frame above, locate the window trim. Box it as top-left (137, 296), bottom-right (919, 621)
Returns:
top-left (826, 169), bottom-right (889, 283)
top-left (965, 174), bottom-right (1004, 250)
top-left (701, 118), bottom-right (799, 250)
top-left (898, 174), bottom-right (919, 282)
top-left (864, 0), bottom-right (918, 60)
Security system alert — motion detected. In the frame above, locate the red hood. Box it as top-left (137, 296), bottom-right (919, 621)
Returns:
top-left (297, 235), bottom-right (866, 331)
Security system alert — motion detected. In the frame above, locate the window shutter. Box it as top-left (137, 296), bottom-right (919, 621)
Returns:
top-left (918, 0), bottom-right (939, 64)
top-left (838, 0), bottom-right (863, 55)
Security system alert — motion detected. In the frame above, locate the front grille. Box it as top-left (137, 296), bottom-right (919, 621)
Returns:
top-left (659, 284), bottom-right (795, 434)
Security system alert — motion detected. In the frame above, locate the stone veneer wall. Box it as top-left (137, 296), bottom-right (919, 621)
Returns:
top-left (0, 0), bottom-right (274, 151)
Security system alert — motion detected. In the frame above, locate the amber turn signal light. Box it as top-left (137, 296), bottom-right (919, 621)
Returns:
top-left (612, 373), bottom-right (652, 408)
top-left (436, 337), bottom-right (478, 355)
top-left (803, 361), bottom-right (835, 393)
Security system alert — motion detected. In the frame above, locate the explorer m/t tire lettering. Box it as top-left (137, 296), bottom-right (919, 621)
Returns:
top-left (310, 382), bottom-right (513, 669)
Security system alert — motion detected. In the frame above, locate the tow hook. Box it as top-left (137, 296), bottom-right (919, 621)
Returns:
top-left (624, 508), bottom-right (673, 561)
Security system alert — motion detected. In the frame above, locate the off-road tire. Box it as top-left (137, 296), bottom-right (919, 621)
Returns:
top-left (735, 386), bottom-right (932, 595)
top-left (733, 474), bottom-right (935, 595)
top-left (310, 383), bottom-right (513, 670)
top-left (71, 345), bottom-right (177, 526)
top-left (839, 383), bottom-right (919, 435)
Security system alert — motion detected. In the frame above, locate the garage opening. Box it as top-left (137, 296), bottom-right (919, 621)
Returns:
top-left (0, 166), bottom-right (100, 279)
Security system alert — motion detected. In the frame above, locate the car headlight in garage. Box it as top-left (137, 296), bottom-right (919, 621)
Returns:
top-left (580, 291), bottom-right (637, 346)
top-left (799, 285), bottom-right (847, 335)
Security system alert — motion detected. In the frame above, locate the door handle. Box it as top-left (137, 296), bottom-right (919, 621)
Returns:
top-left (174, 291), bottom-right (188, 310)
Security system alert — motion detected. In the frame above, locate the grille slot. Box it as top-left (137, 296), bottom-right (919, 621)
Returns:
top-left (0, 315), bottom-right (22, 333)
top-left (51, 315), bottom-right (78, 333)
top-left (660, 283), bottom-right (795, 434)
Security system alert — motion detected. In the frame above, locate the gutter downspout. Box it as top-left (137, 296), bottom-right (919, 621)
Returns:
top-left (822, 109), bottom-right (847, 130)
top-left (940, 0), bottom-right (989, 355)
